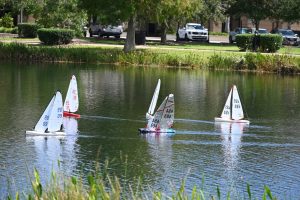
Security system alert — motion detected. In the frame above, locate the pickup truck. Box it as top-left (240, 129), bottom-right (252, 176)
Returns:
top-left (229, 28), bottom-right (255, 43)
top-left (177, 23), bottom-right (209, 42)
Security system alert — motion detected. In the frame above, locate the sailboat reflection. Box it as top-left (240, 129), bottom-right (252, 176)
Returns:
top-left (63, 117), bottom-right (78, 135)
top-left (215, 122), bottom-right (248, 165)
top-left (26, 117), bottom-right (79, 176)
top-left (215, 122), bottom-right (248, 194)
top-left (141, 133), bottom-right (173, 183)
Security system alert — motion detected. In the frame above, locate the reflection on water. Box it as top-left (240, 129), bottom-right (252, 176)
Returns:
top-left (0, 63), bottom-right (300, 199)
top-left (25, 117), bottom-right (79, 185)
top-left (63, 117), bottom-right (79, 135)
top-left (215, 122), bottom-right (248, 197)
top-left (141, 133), bottom-right (175, 192)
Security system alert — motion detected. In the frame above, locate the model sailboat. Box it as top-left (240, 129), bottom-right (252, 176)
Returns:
top-left (146, 79), bottom-right (161, 121)
top-left (26, 91), bottom-right (65, 136)
top-left (63, 75), bottom-right (80, 118)
top-left (139, 94), bottom-right (175, 133)
top-left (215, 85), bottom-right (250, 124)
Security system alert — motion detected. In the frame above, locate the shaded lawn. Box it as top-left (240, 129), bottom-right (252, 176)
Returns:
top-left (1, 36), bottom-right (300, 55)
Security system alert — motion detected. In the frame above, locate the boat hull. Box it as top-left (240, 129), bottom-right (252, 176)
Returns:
top-left (214, 117), bottom-right (250, 124)
top-left (63, 111), bottom-right (80, 118)
top-left (138, 128), bottom-right (175, 134)
top-left (26, 130), bottom-right (66, 136)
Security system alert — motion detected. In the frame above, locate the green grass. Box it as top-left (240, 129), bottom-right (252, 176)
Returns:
top-left (2, 36), bottom-right (300, 55)
top-left (7, 160), bottom-right (278, 200)
top-left (80, 37), bottom-right (126, 45)
top-left (0, 41), bottom-right (300, 74)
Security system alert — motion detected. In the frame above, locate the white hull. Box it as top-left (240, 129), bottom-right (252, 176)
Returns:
top-left (214, 117), bottom-right (250, 124)
top-left (26, 130), bottom-right (66, 136)
top-left (138, 128), bottom-right (175, 134)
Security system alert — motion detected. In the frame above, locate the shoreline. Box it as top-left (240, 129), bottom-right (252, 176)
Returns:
top-left (0, 41), bottom-right (299, 74)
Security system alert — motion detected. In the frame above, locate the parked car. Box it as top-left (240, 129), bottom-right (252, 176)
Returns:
top-left (89, 24), bottom-right (123, 38)
top-left (229, 27), bottom-right (255, 43)
top-left (272, 29), bottom-right (299, 45)
top-left (177, 23), bottom-right (209, 42)
top-left (258, 28), bottom-right (269, 34)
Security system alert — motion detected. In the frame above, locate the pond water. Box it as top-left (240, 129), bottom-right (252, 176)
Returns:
top-left (0, 62), bottom-right (300, 199)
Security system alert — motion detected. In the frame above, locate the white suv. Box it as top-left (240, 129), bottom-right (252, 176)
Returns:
top-left (177, 23), bottom-right (209, 42)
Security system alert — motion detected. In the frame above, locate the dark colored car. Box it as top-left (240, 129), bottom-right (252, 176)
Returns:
top-left (272, 29), bottom-right (299, 45)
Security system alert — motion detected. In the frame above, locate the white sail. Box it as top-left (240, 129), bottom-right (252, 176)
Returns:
top-left (220, 88), bottom-right (232, 119)
top-left (147, 94), bottom-right (174, 130)
top-left (146, 79), bottom-right (161, 119)
top-left (147, 95), bottom-right (167, 130)
top-left (34, 95), bottom-right (55, 133)
top-left (231, 85), bottom-right (244, 120)
top-left (159, 94), bottom-right (174, 129)
top-left (48, 91), bottom-right (64, 132)
top-left (64, 75), bottom-right (79, 113)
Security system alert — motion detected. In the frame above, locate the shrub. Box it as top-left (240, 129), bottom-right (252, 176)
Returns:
top-left (208, 54), bottom-right (239, 70)
top-left (209, 32), bottom-right (228, 36)
top-left (0, 27), bottom-right (17, 34)
top-left (37, 28), bottom-right (75, 45)
top-left (259, 34), bottom-right (283, 53)
top-left (18, 23), bottom-right (39, 38)
top-left (0, 13), bottom-right (13, 28)
top-left (236, 34), bottom-right (254, 51)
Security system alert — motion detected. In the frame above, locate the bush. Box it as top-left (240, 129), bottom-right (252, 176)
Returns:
top-left (236, 34), bottom-right (254, 51)
top-left (0, 27), bottom-right (17, 33)
top-left (18, 23), bottom-right (39, 38)
top-left (0, 13), bottom-right (13, 28)
top-left (209, 32), bottom-right (228, 36)
top-left (259, 34), bottom-right (283, 53)
top-left (37, 28), bottom-right (75, 45)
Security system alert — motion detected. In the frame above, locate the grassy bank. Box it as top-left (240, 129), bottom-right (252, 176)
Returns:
top-left (0, 42), bottom-right (300, 74)
top-left (9, 166), bottom-right (277, 200)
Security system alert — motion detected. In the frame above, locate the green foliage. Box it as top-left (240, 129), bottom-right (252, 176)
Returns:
top-left (237, 34), bottom-right (283, 53)
top-left (208, 54), bottom-right (239, 70)
top-left (243, 53), bottom-right (299, 73)
top-left (0, 13), bottom-right (13, 28)
top-left (247, 183), bottom-right (252, 200)
top-left (31, 168), bottom-right (43, 198)
top-left (37, 28), bottom-right (75, 45)
top-left (236, 34), bottom-right (254, 51)
top-left (0, 27), bottom-right (17, 33)
top-left (17, 23), bottom-right (39, 38)
top-left (36, 0), bottom-right (87, 37)
top-left (259, 34), bottom-right (283, 53)
top-left (209, 32), bottom-right (228, 36)
top-left (0, 42), bottom-right (299, 74)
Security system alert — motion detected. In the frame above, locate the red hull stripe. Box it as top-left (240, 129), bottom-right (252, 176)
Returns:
top-left (63, 112), bottom-right (81, 118)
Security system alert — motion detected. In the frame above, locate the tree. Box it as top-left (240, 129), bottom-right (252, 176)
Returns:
top-left (36, 0), bottom-right (87, 36)
top-left (79, 0), bottom-right (153, 52)
top-left (153, 0), bottom-right (201, 44)
top-left (228, 0), bottom-right (271, 30)
top-left (270, 0), bottom-right (300, 29)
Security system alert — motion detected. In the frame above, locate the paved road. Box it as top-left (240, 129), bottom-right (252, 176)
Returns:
top-left (89, 32), bottom-right (229, 44)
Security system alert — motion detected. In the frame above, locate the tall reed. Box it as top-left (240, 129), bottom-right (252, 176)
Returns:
top-left (0, 42), bottom-right (299, 74)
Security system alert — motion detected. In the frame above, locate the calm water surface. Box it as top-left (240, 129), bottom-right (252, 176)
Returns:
top-left (0, 63), bottom-right (300, 199)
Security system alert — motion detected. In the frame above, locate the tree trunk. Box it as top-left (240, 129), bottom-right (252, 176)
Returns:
top-left (124, 15), bottom-right (136, 53)
top-left (255, 20), bottom-right (260, 31)
top-left (160, 23), bottom-right (167, 44)
top-left (225, 17), bottom-right (230, 33)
